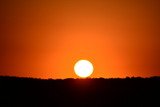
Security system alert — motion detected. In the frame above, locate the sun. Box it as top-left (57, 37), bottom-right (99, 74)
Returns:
top-left (74, 59), bottom-right (94, 78)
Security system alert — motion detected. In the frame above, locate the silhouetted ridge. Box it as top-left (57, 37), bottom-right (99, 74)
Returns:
top-left (0, 76), bottom-right (159, 107)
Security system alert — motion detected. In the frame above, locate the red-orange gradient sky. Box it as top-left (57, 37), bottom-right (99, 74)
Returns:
top-left (0, 0), bottom-right (160, 79)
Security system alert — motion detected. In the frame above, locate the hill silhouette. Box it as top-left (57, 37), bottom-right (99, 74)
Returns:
top-left (0, 76), bottom-right (159, 107)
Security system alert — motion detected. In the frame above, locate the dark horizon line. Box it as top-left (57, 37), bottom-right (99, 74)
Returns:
top-left (0, 75), bottom-right (160, 80)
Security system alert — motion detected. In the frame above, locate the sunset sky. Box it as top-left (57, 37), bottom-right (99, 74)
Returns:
top-left (0, 0), bottom-right (160, 79)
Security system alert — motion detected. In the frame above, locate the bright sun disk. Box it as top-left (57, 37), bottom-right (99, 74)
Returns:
top-left (74, 59), bottom-right (94, 78)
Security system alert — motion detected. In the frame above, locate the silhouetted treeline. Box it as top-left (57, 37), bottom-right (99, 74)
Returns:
top-left (0, 76), bottom-right (159, 107)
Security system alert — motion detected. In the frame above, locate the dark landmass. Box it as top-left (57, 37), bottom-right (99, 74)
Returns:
top-left (0, 76), bottom-right (159, 107)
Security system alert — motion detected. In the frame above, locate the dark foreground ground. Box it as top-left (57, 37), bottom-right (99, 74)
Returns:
top-left (0, 76), bottom-right (159, 107)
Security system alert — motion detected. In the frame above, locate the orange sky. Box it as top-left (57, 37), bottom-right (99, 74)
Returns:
top-left (0, 0), bottom-right (160, 79)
